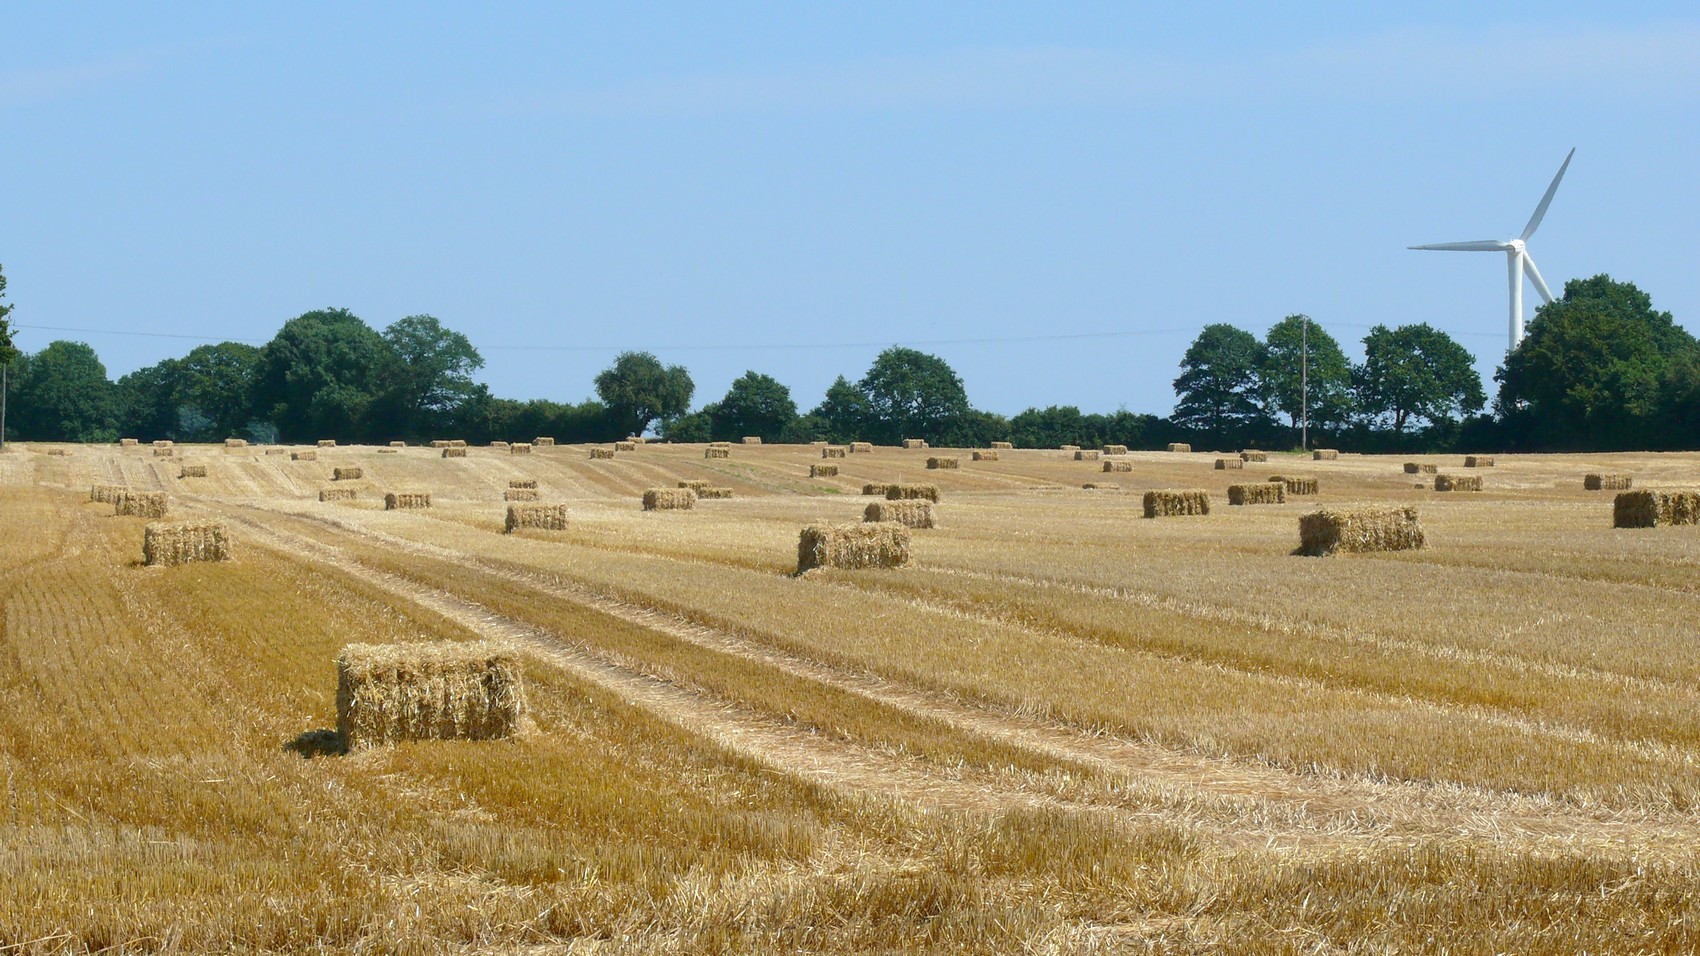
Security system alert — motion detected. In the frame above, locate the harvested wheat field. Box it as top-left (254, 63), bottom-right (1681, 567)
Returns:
top-left (8, 441), bottom-right (1700, 952)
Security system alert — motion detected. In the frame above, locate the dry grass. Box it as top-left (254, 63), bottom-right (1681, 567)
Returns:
top-left (1228, 482), bottom-right (1285, 506)
top-left (886, 483), bottom-right (940, 502)
top-left (1313, 448), bottom-right (1340, 460)
top-left (505, 502), bottom-right (569, 533)
top-left (972, 450), bottom-right (999, 461)
top-left (336, 641), bottom-right (526, 747)
top-left (1466, 456), bottom-right (1495, 467)
top-left (114, 491), bottom-right (168, 518)
top-left (926, 457), bottom-right (959, 469)
top-left (143, 520), bottom-right (232, 566)
top-left (1144, 489), bottom-right (1210, 517)
top-left (797, 521), bottom-right (911, 571)
top-left (1214, 458), bottom-right (1244, 470)
top-left (644, 488), bottom-right (697, 511)
top-left (810, 463), bottom-right (839, 477)
top-left (864, 499), bottom-right (937, 529)
top-left (504, 488), bottom-right (540, 501)
top-left (1585, 473), bottom-right (1632, 490)
top-left (1436, 474), bottom-right (1483, 492)
top-left (1081, 481), bottom-right (1117, 490)
top-left (1298, 505), bottom-right (1425, 556)
top-left (319, 488), bottom-right (358, 502)
top-left (384, 492), bottom-right (431, 510)
top-left (332, 466), bottom-right (362, 480)
top-left (1614, 490), bottom-right (1700, 528)
top-left (1270, 474), bottom-right (1319, 495)
top-left (1103, 460), bottom-right (1132, 472)
top-left (1167, 442), bottom-right (1191, 453)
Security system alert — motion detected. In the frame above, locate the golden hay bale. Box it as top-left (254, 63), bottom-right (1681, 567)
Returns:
top-left (1214, 458), bottom-right (1244, 470)
top-left (704, 446), bottom-right (729, 459)
top-left (678, 479), bottom-right (710, 492)
top-left (510, 443), bottom-right (532, 455)
top-left (1269, 475), bottom-right (1319, 496)
top-left (742, 436), bottom-right (762, 444)
top-left (861, 483), bottom-right (891, 496)
top-left (973, 450), bottom-right (999, 461)
top-left (864, 499), bottom-right (936, 529)
top-left (319, 488), bottom-right (358, 502)
top-left (926, 457), bottom-right (959, 469)
top-left (489, 440), bottom-right (509, 449)
top-left (1614, 490), bottom-right (1700, 528)
top-left (333, 466), bottom-right (363, 481)
top-left (850, 441), bottom-right (874, 453)
top-left (885, 483), bottom-right (940, 502)
top-left (143, 521), bottom-right (231, 566)
top-left (505, 503), bottom-right (568, 533)
top-left (1465, 456), bottom-right (1495, 468)
top-left (504, 488), bottom-right (539, 502)
top-left (225, 438), bottom-right (248, 449)
top-left (1102, 444), bottom-right (1128, 456)
top-left (822, 447), bottom-right (847, 458)
top-left (534, 437), bottom-right (556, 446)
top-left (152, 440), bottom-right (174, 448)
top-left (797, 522), bottom-right (911, 572)
top-left (1312, 448), bottom-right (1340, 461)
top-left (153, 447), bottom-right (175, 458)
top-left (1103, 460), bottom-right (1133, 472)
top-left (1166, 443), bottom-right (1191, 453)
top-left (44, 448), bottom-right (70, 456)
top-left (317, 439), bottom-right (336, 448)
top-left (614, 441), bottom-right (636, 452)
top-left (1298, 506), bottom-right (1424, 556)
top-left (1435, 474), bottom-right (1482, 492)
top-left (509, 478), bottom-right (538, 489)
top-left (90, 483), bottom-right (125, 504)
top-left (119, 438), bottom-right (139, 447)
top-left (1240, 451), bottom-right (1269, 463)
top-left (389, 440), bottom-right (406, 447)
top-left (1143, 489), bottom-right (1210, 518)
top-left (698, 486), bottom-right (733, 499)
top-left (1404, 462), bottom-right (1438, 474)
top-left (449, 440), bottom-right (467, 448)
top-left (179, 464), bottom-right (207, 478)
top-left (589, 447), bottom-right (616, 459)
top-left (442, 447), bottom-right (467, 458)
top-left (1059, 444), bottom-right (1080, 451)
top-left (114, 492), bottom-right (168, 519)
top-left (264, 447), bottom-right (289, 456)
top-left (1073, 450), bottom-right (1100, 461)
top-left (643, 488), bottom-right (696, 511)
top-left (991, 441), bottom-right (1013, 450)
top-left (336, 641), bottom-right (526, 748)
top-left (1228, 482), bottom-right (1285, 506)
top-left (430, 440), bottom-right (451, 448)
top-left (1586, 473), bottom-right (1632, 491)
top-left (902, 438), bottom-right (928, 449)
top-left (811, 463), bottom-right (840, 477)
top-left (385, 492), bottom-right (431, 510)
top-left (292, 450), bottom-right (318, 462)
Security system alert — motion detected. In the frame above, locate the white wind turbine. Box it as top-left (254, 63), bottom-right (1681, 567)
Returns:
top-left (1410, 148), bottom-right (1574, 352)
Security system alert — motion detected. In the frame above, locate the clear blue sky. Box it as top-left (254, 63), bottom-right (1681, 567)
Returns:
top-left (5, 4), bottom-right (1697, 418)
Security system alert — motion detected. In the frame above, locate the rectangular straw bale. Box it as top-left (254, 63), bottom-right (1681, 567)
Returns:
top-left (643, 488), bottom-right (696, 511)
top-left (698, 486), bottom-right (733, 499)
top-left (1465, 456), bottom-right (1495, 468)
top-left (926, 457), bottom-right (959, 469)
top-left (862, 483), bottom-right (892, 496)
top-left (264, 447), bottom-right (288, 456)
top-left (389, 440), bottom-right (406, 447)
top-left (1614, 490), bottom-right (1700, 528)
top-left (1143, 489), bottom-right (1210, 518)
top-left (1167, 443), bottom-right (1191, 453)
top-left (179, 464), bottom-right (207, 478)
top-left (678, 479), bottom-right (710, 492)
top-left (991, 441), bottom-right (1013, 450)
top-left (902, 438), bottom-right (928, 449)
top-left (797, 522), bottom-right (911, 572)
top-left (1103, 460), bottom-right (1132, 472)
top-left (143, 521), bottom-right (231, 566)
top-left (441, 447), bottom-right (467, 458)
top-left (1312, 448), bottom-right (1340, 460)
top-left (1434, 474), bottom-right (1482, 492)
top-left (114, 492), bottom-right (168, 518)
top-left (588, 447), bottom-right (615, 459)
top-left (704, 446), bottom-right (730, 459)
top-left (319, 488), bottom-right (358, 502)
top-left (534, 437), bottom-right (556, 446)
top-left (1102, 444), bottom-right (1128, 456)
top-left (449, 440), bottom-right (467, 448)
top-left (119, 438), bottom-right (140, 447)
top-left (742, 436), bottom-right (762, 444)
top-left (1298, 506), bottom-right (1424, 556)
top-left (811, 463), bottom-right (840, 477)
top-left (385, 492), bottom-right (431, 510)
top-left (1404, 462), bottom-right (1438, 474)
top-left (430, 440), bottom-right (451, 448)
top-left (1585, 473), bottom-right (1632, 491)
top-left (822, 447), bottom-right (847, 458)
top-left (505, 503), bottom-right (568, 532)
top-left (317, 439), bottom-right (336, 448)
top-left (90, 483), bottom-right (125, 504)
top-left (1269, 475), bottom-right (1319, 496)
top-left (292, 450), bottom-right (318, 461)
top-left (224, 438), bottom-right (247, 449)
top-left (1214, 458), bottom-right (1244, 470)
top-left (333, 466), bottom-right (362, 480)
top-left (1240, 451), bottom-right (1269, 462)
top-left (850, 442), bottom-right (874, 453)
top-left (1228, 482), bottom-right (1286, 506)
top-left (509, 479), bottom-right (538, 489)
top-left (336, 641), bottom-right (526, 748)
top-left (152, 440), bottom-right (173, 448)
top-left (44, 448), bottom-right (70, 456)
top-left (614, 441), bottom-right (637, 452)
top-left (153, 446), bottom-right (175, 457)
top-left (504, 488), bottom-right (540, 501)
top-left (864, 500), bottom-right (935, 529)
top-left (1073, 450), bottom-right (1100, 461)
top-left (972, 450), bottom-right (999, 461)
top-left (885, 483), bottom-right (940, 502)
top-left (509, 443), bottom-right (532, 455)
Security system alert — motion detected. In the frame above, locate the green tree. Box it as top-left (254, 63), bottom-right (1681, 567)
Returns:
top-left (116, 359), bottom-right (183, 440)
top-left (857, 347), bottom-right (970, 444)
top-left (594, 351), bottom-right (694, 437)
top-left (661, 406), bottom-right (716, 443)
top-left (809, 375), bottom-right (871, 443)
top-left (710, 371), bottom-right (797, 442)
top-left (251, 308), bottom-right (394, 441)
top-left (9, 341), bottom-right (119, 442)
top-left (1354, 323), bottom-right (1485, 432)
top-left (0, 263), bottom-right (17, 448)
top-left (378, 315), bottom-right (484, 438)
top-left (1171, 324), bottom-right (1269, 440)
top-left (1495, 275), bottom-right (1695, 448)
top-left (175, 342), bottom-right (261, 439)
top-left (1261, 315), bottom-right (1354, 434)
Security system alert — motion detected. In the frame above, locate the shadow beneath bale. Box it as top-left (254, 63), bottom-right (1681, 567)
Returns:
top-left (285, 728), bottom-right (347, 758)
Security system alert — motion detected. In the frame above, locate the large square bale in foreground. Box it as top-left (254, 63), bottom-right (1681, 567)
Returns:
top-left (143, 521), bottom-right (232, 566)
top-left (864, 499), bottom-right (936, 529)
top-left (797, 522), bottom-right (911, 572)
top-left (336, 641), bottom-right (527, 748)
top-left (506, 503), bottom-right (569, 532)
top-left (644, 488), bottom-right (696, 511)
top-left (1143, 489), bottom-right (1210, 518)
top-left (1298, 506), bottom-right (1424, 556)
top-left (1614, 490), bottom-right (1700, 528)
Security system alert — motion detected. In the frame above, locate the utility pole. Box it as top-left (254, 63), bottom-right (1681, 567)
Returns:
top-left (1300, 316), bottom-right (1309, 451)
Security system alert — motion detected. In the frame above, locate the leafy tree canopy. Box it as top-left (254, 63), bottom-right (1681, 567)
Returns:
top-left (251, 308), bottom-right (392, 441)
top-left (857, 347), bottom-right (969, 444)
top-left (176, 342), bottom-right (261, 439)
top-left (711, 371), bottom-right (797, 442)
top-left (378, 315), bottom-right (484, 438)
top-left (10, 341), bottom-right (119, 442)
top-left (809, 375), bottom-right (871, 444)
top-left (0, 263), bottom-right (17, 368)
top-left (1355, 323), bottom-right (1485, 432)
top-left (1262, 315), bottom-right (1354, 432)
top-left (1171, 323), bottom-right (1269, 440)
top-left (594, 351), bottom-right (694, 437)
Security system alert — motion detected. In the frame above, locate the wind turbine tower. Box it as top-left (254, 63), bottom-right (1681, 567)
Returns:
top-left (1410, 148), bottom-right (1574, 352)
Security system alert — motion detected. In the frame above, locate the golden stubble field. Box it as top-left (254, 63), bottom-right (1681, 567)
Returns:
top-left (3, 439), bottom-right (1699, 953)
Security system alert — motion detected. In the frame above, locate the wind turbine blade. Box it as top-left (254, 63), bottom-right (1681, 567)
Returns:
top-left (1409, 240), bottom-right (1512, 252)
top-left (1522, 254), bottom-right (1555, 304)
top-left (1520, 147), bottom-right (1575, 241)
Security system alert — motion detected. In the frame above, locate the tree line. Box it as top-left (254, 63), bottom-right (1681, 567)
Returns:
top-left (0, 266), bottom-right (1692, 452)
